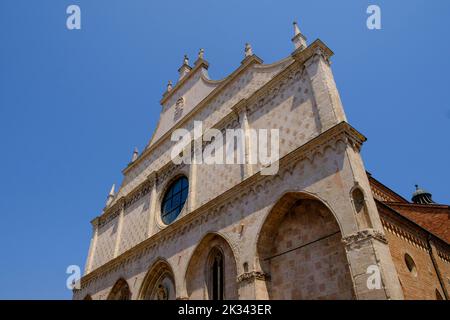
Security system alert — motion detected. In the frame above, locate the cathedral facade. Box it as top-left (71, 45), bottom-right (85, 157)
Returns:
top-left (73, 23), bottom-right (450, 300)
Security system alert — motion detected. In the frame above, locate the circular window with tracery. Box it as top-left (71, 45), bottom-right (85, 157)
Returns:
top-left (161, 176), bottom-right (189, 225)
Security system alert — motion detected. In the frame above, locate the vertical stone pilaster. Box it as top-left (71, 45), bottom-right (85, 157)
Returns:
top-left (343, 230), bottom-right (404, 300)
top-left (85, 217), bottom-right (99, 274)
top-left (188, 163), bottom-right (197, 212)
top-left (113, 202), bottom-right (125, 258)
top-left (303, 47), bottom-right (347, 132)
top-left (237, 271), bottom-right (270, 299)
top-left (232, 99), bottom-right (254, 180)
top-left (146, 172), bottom-right (158, 238)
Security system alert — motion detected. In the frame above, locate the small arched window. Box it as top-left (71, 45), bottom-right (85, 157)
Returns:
top-left (161, 176), bottom-right (189, 225)
top-left (404, 253), bottom-right (417, 277)
top-left (107, 279), bottom-right (131, 300)
top-left (208, 247), bottom-right (224, 300)
top-left (352, 188), bottom-right (372, 229)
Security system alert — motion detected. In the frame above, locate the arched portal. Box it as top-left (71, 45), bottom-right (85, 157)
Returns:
top-left (185, 233), bottom-right (238, 300)
top-left (257, 192), bottom-right (354, 299)
top-left (107, 278), bottom-right (131, 300)
top-left (139, 259), bottom-right (176, 300)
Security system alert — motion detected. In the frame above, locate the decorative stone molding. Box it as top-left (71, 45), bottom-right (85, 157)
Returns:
top-left (237, 271), bottom-right (270, 283)
top-left (156, 161), bottom-right (187, 188)
top-left (231, 98), bottom-right (249, 116)
top-left (291, 39), bottom-right (333, 65)
top-left (79, 121), bottom-right (365, 290)
top-left (147, 171), bottom-right (158, 184)
top-left (380, 213), bottom-right (429, 252)
top-left (342, 229), bottom-right (388, 247)
top-left (124, 180), bottom-right (152, 210)
top-left (97, 201), bottom-right (123, 228)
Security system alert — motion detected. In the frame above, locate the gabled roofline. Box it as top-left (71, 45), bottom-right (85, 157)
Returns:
top-left (367, 172), bottom-right (409, 203)
top-left (160, 58), bottom-right (210, 105)
top-left (123, 39), bottom-right (333, 176)
top-left (377, 199), bottom-right (449, 245)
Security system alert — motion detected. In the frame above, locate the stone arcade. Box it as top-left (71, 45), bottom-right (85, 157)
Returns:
top-left (74, 22), bottom-right (450, 300)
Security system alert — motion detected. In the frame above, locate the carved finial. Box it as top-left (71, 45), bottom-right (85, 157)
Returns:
top-left (108, 184), bottom-right (115, 197)
top-left (198, 48), bottom-right (204, 60)
top-left (106, 184), bottom-right (115, 206)
top-left (178, 54), bottom-right (192, 80)
top-left (412, 184), bottom-right (436, 204)
top-left (167, 80), bottom-right (172, 92)
top-left (291, 20), bottom-right (307, 51)
top-left (132, 147), bottom-right (139, 162)
top-left (244, 43), bottom-right (253, 57)
top-left (293, 21), bottom-right (301, 36)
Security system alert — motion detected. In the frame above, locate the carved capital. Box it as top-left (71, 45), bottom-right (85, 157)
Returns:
top-left (231, 98), bottom-right (249, 116)
top-left (237, 271), bottom-right (270, 284)
top-left (342, 229), bottom-right (387, 247)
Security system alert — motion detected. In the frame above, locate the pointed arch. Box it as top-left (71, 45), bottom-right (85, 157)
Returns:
top-left (185, 232), bottom-right (238, 300)
top-left (107, 278), bottom-right (131, 300)
top-left (256, 192), bottom-right (354, 299)
top-left (207, 247), bottom-right (225, 300)
top-left (350, 185), bottom-right (372, 229)
top-left (138, 258), bottom-right (176, 300)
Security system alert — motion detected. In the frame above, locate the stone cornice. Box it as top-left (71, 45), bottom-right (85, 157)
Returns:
top-left (95, 199), bottom-right (123, 228)
top-left (291, 39), bottom-right (333, 64)
top-left (231, 98), bottom-right (249, 115)
top-left (80, 121), bottom-right (366, 288)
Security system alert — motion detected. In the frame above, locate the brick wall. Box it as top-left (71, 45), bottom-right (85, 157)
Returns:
top-left (380, 205), bottom-right (446, 300)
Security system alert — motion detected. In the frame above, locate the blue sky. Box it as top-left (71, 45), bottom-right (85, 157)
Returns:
top-left (0, 0), bottom-right (449, 299)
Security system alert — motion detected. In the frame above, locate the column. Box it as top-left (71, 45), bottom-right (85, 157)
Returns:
top-left (113, 201), bottom-right (125, 258)
top-left (146, 172), bottom-right (158, 237)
